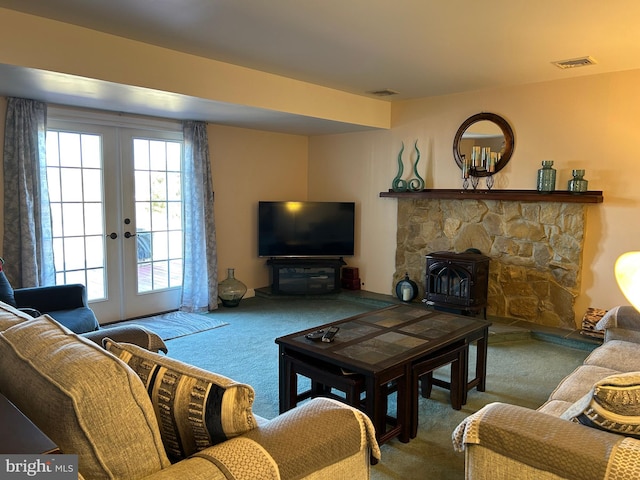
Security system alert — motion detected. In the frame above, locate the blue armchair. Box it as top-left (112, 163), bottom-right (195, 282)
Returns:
top-left (0, 269), bottom-right (99, 334)
top-left (13, 284), bottom-right (100, 334)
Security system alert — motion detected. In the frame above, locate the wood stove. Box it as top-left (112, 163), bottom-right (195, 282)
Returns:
top-left (423, 251), bottom-right (490, 317)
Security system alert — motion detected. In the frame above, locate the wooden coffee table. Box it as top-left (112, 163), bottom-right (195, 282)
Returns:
top-left (275, 304), bottom-right (491, 444)
top-left (0, 393), bottom-right (60, 454)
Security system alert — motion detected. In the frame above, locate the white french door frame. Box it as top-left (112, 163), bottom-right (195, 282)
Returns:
top-left (119, 127), bottom-right (184, 320)
top-left (47, 107), bottom-right (184, 323)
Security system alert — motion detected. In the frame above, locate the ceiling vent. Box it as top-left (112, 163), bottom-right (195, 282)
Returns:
top-left (367, 88), bottom-right (399, 97)
top-left (552, 56), bottom-right (598, 69)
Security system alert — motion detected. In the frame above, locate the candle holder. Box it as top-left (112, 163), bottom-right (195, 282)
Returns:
top-left (486, 175), bottom-right (494, 190)
top-left (395, 273), bottom-right (418, 302)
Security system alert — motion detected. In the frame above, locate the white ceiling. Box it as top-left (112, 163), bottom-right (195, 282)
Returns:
top-left (1, 0), bottom-right (640, 134)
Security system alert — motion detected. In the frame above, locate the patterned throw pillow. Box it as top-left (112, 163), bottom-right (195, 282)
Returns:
top-left (562, 371), bottom-right (640, 438)
top-left (104, 339), bottom-right (257, 461)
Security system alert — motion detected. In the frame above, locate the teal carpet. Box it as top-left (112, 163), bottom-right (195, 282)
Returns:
top-left (164, 296), bottom-right (592, 480)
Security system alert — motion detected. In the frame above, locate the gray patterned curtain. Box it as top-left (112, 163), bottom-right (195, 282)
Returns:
top-left (181, 121), bottom-right (218, 311)
top-left (2, 97), bottom-right (55, 288)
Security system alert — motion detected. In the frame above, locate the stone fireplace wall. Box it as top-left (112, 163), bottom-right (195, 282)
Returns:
top-left (393, 198), bottom-right (587, 329)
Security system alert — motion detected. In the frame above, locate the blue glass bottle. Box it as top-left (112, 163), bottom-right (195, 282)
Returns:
top-left (537, 160), bottom-right (556, 192)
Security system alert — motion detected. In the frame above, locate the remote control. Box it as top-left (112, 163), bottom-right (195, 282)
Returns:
top-left (321, 326), bottom-right (339, 343)
top-left (305, 330), bottom-right (325, 341)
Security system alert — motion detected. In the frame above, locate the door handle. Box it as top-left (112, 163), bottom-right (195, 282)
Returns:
top-left (124, 232), bottom-right (136, 239)
top-left (107, 232), bottom-right (118, 239)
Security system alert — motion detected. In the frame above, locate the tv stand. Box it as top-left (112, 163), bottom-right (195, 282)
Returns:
top-left (267, 258), bottom-right (346, 295)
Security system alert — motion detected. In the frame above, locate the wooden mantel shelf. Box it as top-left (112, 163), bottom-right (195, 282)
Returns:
top-left (379, 189), bottom-right (603, 203)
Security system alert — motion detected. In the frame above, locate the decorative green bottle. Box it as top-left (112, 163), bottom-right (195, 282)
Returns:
top-left (218, 268), bottom-right (247, 307)
top-left (568, 169), bottom-right (588, 193)
top-left (537, 160), bottom-right (556, 192)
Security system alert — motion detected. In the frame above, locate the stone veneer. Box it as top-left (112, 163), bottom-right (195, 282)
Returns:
top-left (393, 198), bottom-right (587, 329)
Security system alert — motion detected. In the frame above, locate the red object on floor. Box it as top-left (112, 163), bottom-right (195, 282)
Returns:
top-left (341, 278), bottom-right (361, 290)
top-left (342, 267), bottom-right (359, 279)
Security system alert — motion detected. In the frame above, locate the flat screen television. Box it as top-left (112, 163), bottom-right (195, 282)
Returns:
top-left (258, 201), bottom-right (355, 257)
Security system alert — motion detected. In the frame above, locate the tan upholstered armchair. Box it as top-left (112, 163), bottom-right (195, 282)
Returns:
top-left (454, 305), bottom-right (640, 479)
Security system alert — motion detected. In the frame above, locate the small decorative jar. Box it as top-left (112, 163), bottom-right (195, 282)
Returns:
top-left (218, 268), bottom-right (247, 307)
top-left (395, 273), bottom-right (418, 303)
top-left (568, 169), bottom-right (588, 193)
top-left (537, 160), bottom-right (556, 192)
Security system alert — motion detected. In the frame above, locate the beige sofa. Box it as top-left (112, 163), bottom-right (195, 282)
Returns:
top-left (0, 302), bottom-right (380, 480)
top-left (453, 305), bottom-right (640, 479)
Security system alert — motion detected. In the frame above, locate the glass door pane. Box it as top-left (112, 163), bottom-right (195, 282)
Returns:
top-left (46, 130), bottom-right (106, 301)
top-left (133, 138), bottom-right (183, 293)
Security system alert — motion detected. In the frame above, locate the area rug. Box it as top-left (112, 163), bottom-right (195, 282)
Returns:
top-left (106, 311), bottom-right (228, 341)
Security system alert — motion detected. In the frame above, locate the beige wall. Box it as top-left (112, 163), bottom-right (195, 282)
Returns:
top-left (308, 130), bottom-right (398, 293)
top-left (309, 69), bottom-right (640, 325)
top-left (208, 124), bottom-right (308, 293)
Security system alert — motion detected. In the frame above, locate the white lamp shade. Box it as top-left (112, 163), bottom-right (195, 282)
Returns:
top-left (615, 251), bottom-right (640, 312)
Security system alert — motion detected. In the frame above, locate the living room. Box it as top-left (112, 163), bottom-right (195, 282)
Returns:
top-left (1, 3), bottom-right (640, 479)
top-left (0, 4), bottom-right (636, 327)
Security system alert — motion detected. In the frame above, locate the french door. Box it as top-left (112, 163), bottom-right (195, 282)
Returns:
top-left (46, 113), bottom-right (184, 323)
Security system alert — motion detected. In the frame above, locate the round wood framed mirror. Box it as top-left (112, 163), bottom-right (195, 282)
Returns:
top-left (453, 112), bottom-right (515, 177)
